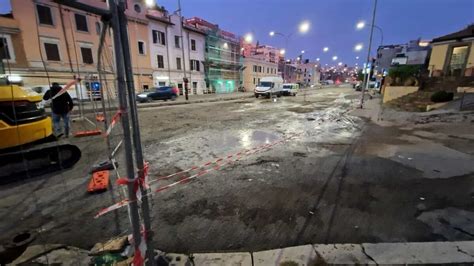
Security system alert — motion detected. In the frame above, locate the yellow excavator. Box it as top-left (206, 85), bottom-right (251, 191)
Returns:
top-left (0, 69), bottom-right (81, 182)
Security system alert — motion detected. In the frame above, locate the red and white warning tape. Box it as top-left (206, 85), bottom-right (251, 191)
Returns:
top-left (104, 110), bottom-right (122, 137)
top-left (94, 132), bottom-right (302, 218)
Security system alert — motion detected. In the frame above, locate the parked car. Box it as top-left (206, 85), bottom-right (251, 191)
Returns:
top-left (136, 86), bottom-right (179, 102)
top-left (254, 76), bottom-right (284, 98)
top-left (321, 80), bottom-right (334, 85)
top-left (355, 78), bottom-right (380, 91)
top-left (282, 83), bottom-right (299, 96)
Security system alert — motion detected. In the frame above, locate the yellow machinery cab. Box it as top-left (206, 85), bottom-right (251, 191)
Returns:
top-left (0, 84), bottom-right (52, 150)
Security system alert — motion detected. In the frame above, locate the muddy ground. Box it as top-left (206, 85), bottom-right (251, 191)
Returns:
top-left (0, 87), bottom-right (473, 253)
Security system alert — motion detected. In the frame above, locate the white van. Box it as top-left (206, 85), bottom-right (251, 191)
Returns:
top-left (282, 83), bottom-right (299, 96)
top-left (254, 76), bottom-right (284, 98)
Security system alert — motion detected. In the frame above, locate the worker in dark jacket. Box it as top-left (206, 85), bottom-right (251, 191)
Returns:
top-left (43, 82), bottom-right (74, 138)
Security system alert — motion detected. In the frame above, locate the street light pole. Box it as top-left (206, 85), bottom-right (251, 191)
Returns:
top-left (360, 0), bottom-right (378, 109)
top-left (178, 0), bottom-right (189, 100)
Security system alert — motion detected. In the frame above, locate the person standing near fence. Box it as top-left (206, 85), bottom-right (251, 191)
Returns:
top-left (43, 80), bottom-right (77, 138)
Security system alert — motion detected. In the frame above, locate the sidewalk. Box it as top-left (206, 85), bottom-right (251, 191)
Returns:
top-left (12, 241), bottom-right (474, 265)
top-left (67, 92), bottom-right (254, 115)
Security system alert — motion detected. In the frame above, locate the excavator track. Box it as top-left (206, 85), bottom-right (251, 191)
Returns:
top-left (0, 143), bottom-right (81, 184)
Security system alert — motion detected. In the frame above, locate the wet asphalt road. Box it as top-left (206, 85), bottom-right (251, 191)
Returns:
top-left (0, 86), bottom-right (473, 253)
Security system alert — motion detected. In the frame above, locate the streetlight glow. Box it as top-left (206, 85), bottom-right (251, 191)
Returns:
top-left (299, 20), bottom-right (310, 34)
top-left (145, 0), bottom-right (155, 7)
top-left (244, 33), bottom-right (253, 43)
top-left (269, 31), bottom-right (275, 36)
top-left (323, 47), bottom-right (329, 52)
top-left (316, 58), bottom-right (320, 61)
top-left (356, 56), bottom-right (359, 60)
top-left (354, 43), bottom-right (363, 51)
top-left (280, 49), bottom-right (286, 55)
top-left (297, 56), bottom-right (301, 61)
top-left (356, 21), bottom-right (366, 30)
top-left (332, 56), bottom-right (338, 61)
top-left (338, 62), bottom-right (343, 66)
top-left (301, 50), bottom-right (305, 54)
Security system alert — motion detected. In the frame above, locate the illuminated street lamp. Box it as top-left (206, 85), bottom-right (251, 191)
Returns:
top-left (332, 56), bottom-right (338, 61)
top-left (269, 31), bottom-right (275, 36)
top-left (356, 56), bottom-right (359, 60)
top-left (323, 47), bottom-right (329, 52)
top-left (297, 57), bottom-right (301, 61)
top-left (354, 43), bottom-right (363, 51)
top-left (301, 50), bottom-right (305, 54)
top-left (356, 21), bottom-right (366, 30)
top-left (338, 62), bottom-right (343, 66)
top-left (244, 33), bottom-right (253, 43)
top-left (299, 20), bottom-right (310, 34)
top-left (280, 49), bottom-right (286, 55)
top-left (145, 0), bottom-right (155, 7)
top-left (316, 58), bottom-right (320, 61)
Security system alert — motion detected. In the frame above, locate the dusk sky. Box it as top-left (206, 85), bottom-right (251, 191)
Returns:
top-left (0, 0), bottom-right (472, 66)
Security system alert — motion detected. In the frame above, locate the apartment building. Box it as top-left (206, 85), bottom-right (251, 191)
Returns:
top-left (185, 17), bottom-right (242, 94)
top-left (147, 9), bottom-right (206, 94)
top-left (7, 0), bottom-right (153, 90)
top-left (0, 14), bottom-right (29, 79)
top-left (242, 55), bottom-right (279, 91)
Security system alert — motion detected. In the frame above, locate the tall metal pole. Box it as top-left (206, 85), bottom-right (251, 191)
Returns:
top-left (360, 0), bottom-right (378, 108)
top-left (116, 1), bottom-right (155, 264)
top-left (108, 0), bottom-right (143, 259)
top-left (178, 0), bottom-right (189, 100)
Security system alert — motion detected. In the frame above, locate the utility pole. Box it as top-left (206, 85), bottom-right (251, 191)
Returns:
top-left (360, 0), bottom-right (378, 109)
top-left (178, 0), bottom-right (189, 100)
top-left (108, 0), bottom-right (145, 263)
top-left (116, 1), bottom-right (155, 264)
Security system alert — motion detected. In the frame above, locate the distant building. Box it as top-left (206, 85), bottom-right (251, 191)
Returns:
top-left (185, 17), bottom-right (242, 93)
top-left (376, 39), bottom-right (431, 72)
top-left (241, 55), bottom-right (279, 92)
top-left (296, 62), bottom-right (320, 86)
top-left (147, 10), bottom-right (207, 94)
top-left (428, 24), bottom-right (474, 77)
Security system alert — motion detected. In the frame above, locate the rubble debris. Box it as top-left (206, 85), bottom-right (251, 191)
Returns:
top-left (90, 236), bottom-right (128, 256)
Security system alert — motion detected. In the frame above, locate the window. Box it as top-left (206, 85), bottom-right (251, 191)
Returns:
top-left (80, 47), bottom-right (93, 64)
top-left (36, 5), bottom-right (54, 26)
top-left (175, 36), bottom-right (180, 48)
top-left (157, 55), bottom-right (164, 68)
top-left (95, 22), bottom-right (101, 35)
top-left (267, 67), bottom-right (269, 73)
top-left (74, 14), bottom-right (88, 32)
top-left (258, 66), bottom-right (262, 72)
top-left (192, 81), bottom-right (198, 94)
top-left (44, 42), bottom-right (60, 61)
top-left (190, 59), bottom-right (200, 71)
top-left (253, 65), bottom-right (257, 72)
top-left (253, 78), bottom-right (256, 84)
top-left (138, 41), bottom-right (145, 55)
top-left (191, 39), bottom-right (196, 51)
top-left (448, 45), bottom-right (469, 76)
top-left (176, 57), bottom-right (181, 70)
top-left (134, 3), bottom-right (141, 13)
top-left (158, 81), bottom-right (166, 86)
top-left (0, 36), bottom-right (14, 61)
top-left (152, 30), bottom-right (166, 45)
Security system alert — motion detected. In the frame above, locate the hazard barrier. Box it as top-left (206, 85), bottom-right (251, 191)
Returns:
top-left (104, 110), bottom-right (122, 137)
top-left (74, 129), bottom-right (102, 137)
top-left (94, 132), bottom-right (303, 218)
top-left (87, 170), bottom-right (110, 193)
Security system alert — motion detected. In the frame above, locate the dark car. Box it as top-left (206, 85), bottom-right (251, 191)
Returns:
top-left (136, 86), bottom-right (179, 102)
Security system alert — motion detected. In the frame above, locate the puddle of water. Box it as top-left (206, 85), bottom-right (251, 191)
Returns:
top-left (239, 130), bottom-right (280, 149)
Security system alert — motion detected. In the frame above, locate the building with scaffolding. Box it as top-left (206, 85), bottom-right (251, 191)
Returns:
top-left (185, 17), bottom-right (242, 93)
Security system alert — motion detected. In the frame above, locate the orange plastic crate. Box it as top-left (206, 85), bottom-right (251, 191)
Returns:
top-left (88, 170), bottom-right (110, 193)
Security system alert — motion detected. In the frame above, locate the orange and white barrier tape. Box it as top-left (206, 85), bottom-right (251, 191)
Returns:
top-left (104, 110), bottom-right (122, 137)
top-left (95, 132), bottom-right (303, 218)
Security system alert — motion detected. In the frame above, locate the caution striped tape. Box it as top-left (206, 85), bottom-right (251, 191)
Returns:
top-left (94, 132), bottom-right (303, 218)
top-left (104, 110), bottom-right (122, 137)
